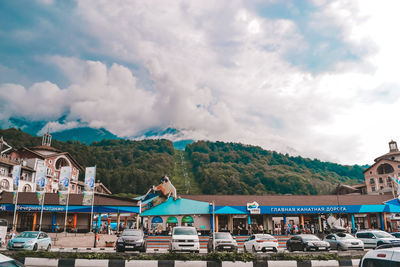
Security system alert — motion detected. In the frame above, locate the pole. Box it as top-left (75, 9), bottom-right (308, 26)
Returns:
top-left (12, 191), bottom-right (19, 231)
top-left (39, 193), bottom-right (45, 231)
top-left (212, 201), bottom-right (215, 251)
top-left (89, 166), bottom-right (96, 232)
top-left (90, 189), bottom-right (95, 232)
top-left (63, 189), bottom-right (70, 235)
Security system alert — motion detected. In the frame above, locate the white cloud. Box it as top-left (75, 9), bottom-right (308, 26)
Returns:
top-left (2, 0), bottom-right (400, 164)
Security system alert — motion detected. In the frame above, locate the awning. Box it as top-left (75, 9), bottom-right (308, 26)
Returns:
top-left (167, 216), bottom-right (178, 224)
top-left (182, 215), bottom-right (194, 223)
top-left (151, 216), bottom-right (163, 223)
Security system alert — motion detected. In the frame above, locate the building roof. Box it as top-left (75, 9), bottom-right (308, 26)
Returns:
top-left (30, 145), bottom-right (62, 153)
top-left (19, 147), bottom-right (84, 171)
top-left (0, 156), bottom-right (35, 172)
top-left (0, 192), bottom-right (138, 206)
top-left (363, 158), bottom-right (400, 173)
top-left (141, 197), bottom-right (210, 216)
top-left (182, 194), bottom-right (392, 206)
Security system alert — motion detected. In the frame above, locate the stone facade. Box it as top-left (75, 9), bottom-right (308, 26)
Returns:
top-left (364, 140), bottom-right (400, 194)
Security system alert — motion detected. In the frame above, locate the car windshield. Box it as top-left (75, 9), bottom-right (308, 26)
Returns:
top-left (375, 232), bottom-right (394, 238)
top-left (302, 235), bottom-right (320, 241)
top-left (257, 234), bottom-right (274, 240)
top-left (122, 230), bottom-right (142, 236)
top-left (215, 233), bottom-right (233, 239)
top-left (16, 232), bottom-right (38, 238)
top-left (336, 233), bottom-right (355, 239)
top-left (173, 228), bottom-right (197, 235)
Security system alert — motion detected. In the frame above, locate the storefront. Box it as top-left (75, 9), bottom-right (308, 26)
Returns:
top-left (0, 191), bottom-right (139, 232)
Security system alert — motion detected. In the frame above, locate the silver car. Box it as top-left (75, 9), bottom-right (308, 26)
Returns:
top-left (207, 232), bottom-right (238, 252)
top-left (324, 233), bottom-right (364, 251)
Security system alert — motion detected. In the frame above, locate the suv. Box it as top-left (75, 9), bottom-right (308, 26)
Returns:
top-left (356, 230), bottom-right (400, 248)
top-left (116, 229), bottom-right (146, 252)
top-left (207, 232), bottom-right (238, 252)
top-left (169, 226), bottom-right (200, 253)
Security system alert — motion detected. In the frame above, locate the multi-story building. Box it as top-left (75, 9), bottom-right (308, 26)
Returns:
top-left (8, 132), bottom-right (83, 193)
top-left (0, 132), bottom-right (111, 195)
top-left (364, 140), bottom-right (400, 195)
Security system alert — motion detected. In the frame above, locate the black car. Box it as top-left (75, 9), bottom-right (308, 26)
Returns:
top-left (286, 234), bottom-right (330, 252)
top-left (116, 229), bottom-right (146, 252)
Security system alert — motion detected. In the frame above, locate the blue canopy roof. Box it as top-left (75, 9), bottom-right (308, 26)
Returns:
top-left (215, 206), bottom-right (247, 214)
top-left (141, 197), bottom-right (210, 216)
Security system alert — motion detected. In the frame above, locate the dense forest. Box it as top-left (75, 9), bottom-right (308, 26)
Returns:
top-left (185, 141), bottom-right (365, 195)
top-left (0, 128), bottom-right (365, 196)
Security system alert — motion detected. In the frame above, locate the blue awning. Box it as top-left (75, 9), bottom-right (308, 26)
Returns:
top-left (141, 197), bottom-right (210, 216)
top-left (151, 216), bottom-right (163, 223)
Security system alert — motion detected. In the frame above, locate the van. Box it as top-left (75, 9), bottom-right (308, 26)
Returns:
top-left (169, 226), bottom-right (200, 253)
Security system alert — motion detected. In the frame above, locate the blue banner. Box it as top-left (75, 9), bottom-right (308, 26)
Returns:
top-left (0, 204), bottom-right (139, 213)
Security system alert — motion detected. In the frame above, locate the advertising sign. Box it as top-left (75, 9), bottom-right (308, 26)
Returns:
top-left (12, 165), bottom-right (21, 191)
top-left (83, 167), bottom-right (96, 206)
top-left (35, 162), bottom-right (46, 192)
top-left (59, 166), bottom-right (71, 205)
top-left (247, 201), bottom-right (261, 214)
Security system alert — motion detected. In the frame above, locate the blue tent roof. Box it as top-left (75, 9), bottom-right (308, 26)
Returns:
top-left (141, 197), bottom-right (210, 216)
top-left (215, 206), bottom-right (247, 214)
top-left (358, 205), bottom-right (386, 213)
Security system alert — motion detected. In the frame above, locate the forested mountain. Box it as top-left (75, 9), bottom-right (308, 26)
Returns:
top-left (186, 141), bottom-right (365, 195)
top-left (0, 128), bottom-right (365, 196)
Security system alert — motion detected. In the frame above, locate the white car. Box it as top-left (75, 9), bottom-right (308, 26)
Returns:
top-left (360, 246), bottom-right (400, 266)
top-left (243, 234), bottom-right (278, 253)
top-left (169, 226), bottom-right (200, 253)
top-left (356, 230), bottom-right (400, 248)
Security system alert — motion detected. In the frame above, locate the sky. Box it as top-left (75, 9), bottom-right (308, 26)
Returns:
top-left (0, 0), bottom-right (399, 165)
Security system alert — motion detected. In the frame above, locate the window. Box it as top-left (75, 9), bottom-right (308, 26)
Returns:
top-left (372, 187), bottom-right (375, 191)
top-left (0, 167), bottom-right (5, 176)
top-left (23, 184), bottom-right (31, 192)
top-left (388, 177), bottom-right (392, 182)
top-left (370, 178), bottom-right (375, 184)
top-left (380, 186), bottom-right (384, 190)
top-left (379, 177), bottom-right (383, 183)
top-left (0, 179), bottom-right (9, 190)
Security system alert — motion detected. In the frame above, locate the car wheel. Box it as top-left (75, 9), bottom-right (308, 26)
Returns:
top-left (243, 246), bottom-right (247, 253)
top-left (325, 247), bottom-right (329, 251)
top-left (303, 246), bottom-right (308, 252)
top-left (195, 250), bottom-right (200, 253)
top-left (33, 244), bottom-right (38, 251)
top-left (273, 247), bottom-right (278, 253)
top-left (46, 244), bottom-right (51, 252)
top-left (252, 246), bottom-right (257, 253)
top-left (377, 241), bottom-right (383, 247)
top-left (287, 245), bottom-right (293, 252)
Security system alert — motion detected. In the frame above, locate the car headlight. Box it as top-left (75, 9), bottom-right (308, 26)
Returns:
top-left (306, 242), bottom-right (313, 246)
top-left (136, 239), bottom-right (144, 243)
top-left (117, 238), bottom-right (124, 243)
top-left (26, 240), bottom-right (35, 244)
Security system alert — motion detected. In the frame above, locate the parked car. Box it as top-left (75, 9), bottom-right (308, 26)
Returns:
top-left (359, 247), bottom-right (400, 266)
top-left (286, 234), bottom-right (330, 252)
top-left (391, 232), bottom-right (400, 238)
top-left (324, 233), bottom-right (364, 251)
top-left (116, 229), bottom-right (146, 252)
top-left (243, 234), bottom-right (278, 253)
top-left (355, 230), bottom-right (400, 248)
top-left (7, 231), bottom-right (51, 251)
top-left (169, 226), bottom-right (200, 253)
top-left (0, 253), bottom-right (24, 267)
top-left (207, 232), bottom-right (238, 252)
